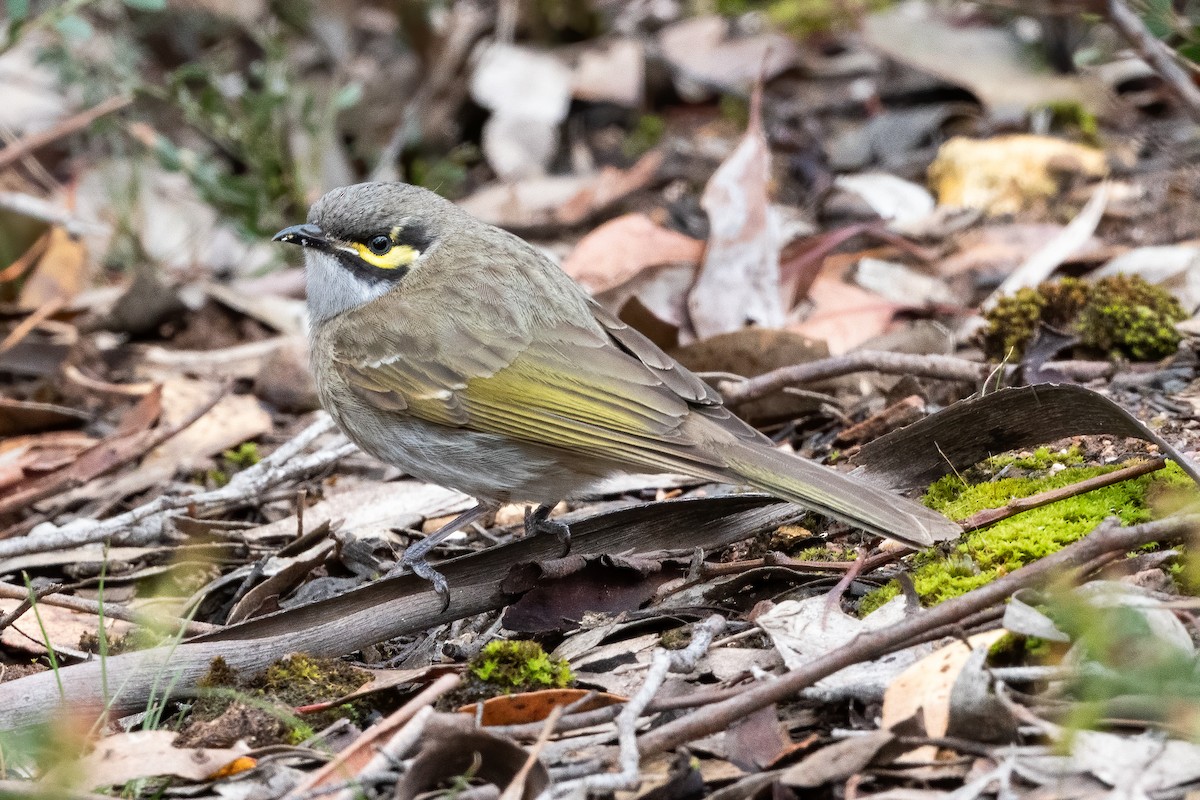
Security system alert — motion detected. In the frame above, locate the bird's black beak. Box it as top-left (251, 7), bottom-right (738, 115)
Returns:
top-left (273, 223), bottom-right (331, 250)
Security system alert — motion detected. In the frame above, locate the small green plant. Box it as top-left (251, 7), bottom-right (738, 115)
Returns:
top-left (204, 441), bottom-right (261, 487)
top-left (982, 276), bottom-right (1186, 361)
top-left (1048, 588), bottom-right (1200, 740)
top-left (408, 143), bottom-right (480, 199)
top-left (623, 113), bottom-right (666, 159)
top-left (468, 640), bottom-right (573, 692)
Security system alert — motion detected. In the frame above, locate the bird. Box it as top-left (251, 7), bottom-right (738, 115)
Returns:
top-left (274, 182), bottom-right (960, 601)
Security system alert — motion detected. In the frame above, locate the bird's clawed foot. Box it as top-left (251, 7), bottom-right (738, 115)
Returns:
top-left (525, 503), bottom-right (571, 556)
top-left (387, 501), bottom-right (499, 612)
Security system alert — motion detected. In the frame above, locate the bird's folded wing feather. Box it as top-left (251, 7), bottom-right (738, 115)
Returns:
top-left (332, 304), bottom-right (761, 475)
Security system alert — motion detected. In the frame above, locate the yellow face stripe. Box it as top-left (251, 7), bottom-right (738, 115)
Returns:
top-left (346, 242), bottom-right (420, 270)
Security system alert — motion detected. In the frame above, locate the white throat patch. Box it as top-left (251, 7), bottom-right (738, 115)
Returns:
top-left (303, 250), bottom-right (394, 323)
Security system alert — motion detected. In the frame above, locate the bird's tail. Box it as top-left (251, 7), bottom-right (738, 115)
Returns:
top-left (719, 441), bottom-right (960, 548)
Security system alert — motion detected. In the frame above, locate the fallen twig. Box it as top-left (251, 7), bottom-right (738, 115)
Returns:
top-left (0, 582), bottom-right (218, 637)
top-left (636, 513), bottom-right (1200, 756)
top-left (1107, 0), bottom-right (1200, 123)
top-left (716, 351), bottom-right (1115, 406)
top-left (960, 457), bottom-right (1167, 531)
top-left (0, 298), bottom-right (64, 354)
top-left (287, 672), bottom-right (460, 800)
top-left (0, 582), bottom-right (62, 633)
top-left (555, 615), bottom-right (726, 796)
top-left (0, 496), bottom-right (799, 730)
top-left (0, 95), bottom-right (132, 170)
top-left (0, 415), bottom-right (353, 561)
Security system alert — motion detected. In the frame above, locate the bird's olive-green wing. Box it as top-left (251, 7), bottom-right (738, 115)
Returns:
top-left (331, 300), bottom-right (756, 475)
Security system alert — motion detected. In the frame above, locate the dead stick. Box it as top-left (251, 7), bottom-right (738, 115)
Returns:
top-left (637, 513), bottom-right (1200, 756)
top-left (0, 96), bottom-right (132, 169)
top-left (1107, 0), bottom-right (1200, 123)
top-left (718, 352), bottom-right (1115, 406)
top-left (960, 457), bottom-right (1167, 531)
top-left (0, 582), bottom-right (218, 637)
top-left (0, 582), bottom-right (62, 633)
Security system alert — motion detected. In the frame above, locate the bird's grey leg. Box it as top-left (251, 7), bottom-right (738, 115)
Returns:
top-left (392, 500), bottom-right (499, 608)
top-left (524, 503), bottom-right (571, 556)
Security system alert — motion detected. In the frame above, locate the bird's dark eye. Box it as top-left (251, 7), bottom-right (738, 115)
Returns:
top-left (367, 235), bottom-right (392, 255)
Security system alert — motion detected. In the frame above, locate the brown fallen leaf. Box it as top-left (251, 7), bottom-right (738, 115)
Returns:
top-left (880, 630), bottom-right (1006, 762)
top-left (561, 212), bottom-right (703, 295)
top-left (790, 276), bottom-right (901, 355)
top-left (457, 150), bottom-right (662, 230)
top-left (555, 149), bottom-right (663, 227)
top-left (0, 595), bottom-right (133, 657)
top-left (458, 688), bottom-right (625, 726)
top-left (687, 81), bottom-right (784, 341)
top-left (0, 387), bottom-right (165, 517)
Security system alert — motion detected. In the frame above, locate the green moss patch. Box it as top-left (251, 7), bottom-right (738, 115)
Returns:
top-left (469, 641), bottom-right (573, 693)
top-left (858, 457), bottom-right (1196, 613)
top-left (981, 275), bottom-right (1186, 361)
top-left (177, 654), bottom-right (370, 747)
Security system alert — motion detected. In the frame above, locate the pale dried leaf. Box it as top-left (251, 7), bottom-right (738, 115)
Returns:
top-left (790, 276), bottom-right (900, 355)
top-left (687, 85), bottom-right (784, 340)
top-left (572, 38), bottom-right (644, 107)
top-left (879, 630), bottom-right (1006, 761)
top-left (862, 4), bottom-right (1111, 117)
top-left (658, 16), bottom-right (799, 98)
top-left (41, 730), bottom-right (249, 789)
top-left (834, 174), bottom-right (935, 227)
top-left (756, 596), bottom-right (933, 700)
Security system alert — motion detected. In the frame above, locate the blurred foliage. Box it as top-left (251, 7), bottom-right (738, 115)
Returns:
top-left (712, 0), bottom-right (892, 33)
top-left (1135, 0), bottom-right (1200, 65)
top-left (1049, 589), bottom-right (1200, 740)
top-left (15, 0), bottom-right (359, 238)
top-left (408, 142), bottom-right (481, 199)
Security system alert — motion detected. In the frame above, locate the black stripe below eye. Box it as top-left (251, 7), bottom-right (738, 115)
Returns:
top-left (333, 249), bottom-right (410, 283)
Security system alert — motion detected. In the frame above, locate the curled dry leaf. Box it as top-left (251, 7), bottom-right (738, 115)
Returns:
top-left (561, 212), bottom-right (703, 296)
top-left (457, 688), bottom-right (625, 726)
top-left (687, 83), bottom-right (784, 342)
top-left (879, 630), bottom-right (1007, 762)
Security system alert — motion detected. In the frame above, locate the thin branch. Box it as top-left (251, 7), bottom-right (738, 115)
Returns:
top-left (0, 582), bottom-right (62, 633)
top-left (716, 351), bottom-right (1115, 406)
top-left (0, 95), bottom-right (132, 170)
top-left (555, 615), bottom-right (727, 796)
top-left (0, 582), bottom-right (217, 637)
top-left (0, 415), bottom-right (353, 561)
top-left (636, 513), bottom-right (1200, 756)
top-left (1107, 0), bottom-right (1200, 123)
top-left (960, 457), bottom-right (1167, 531)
